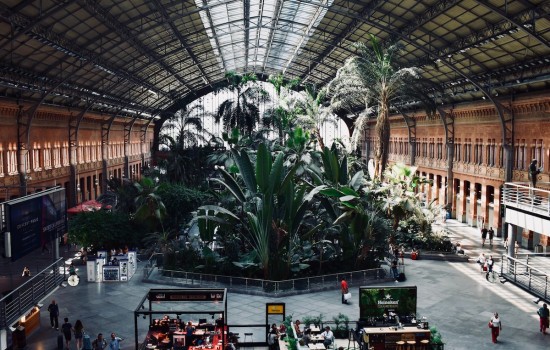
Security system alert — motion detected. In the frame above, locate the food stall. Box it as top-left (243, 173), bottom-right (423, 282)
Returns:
top-left (362, 326), bottom-right (430, 350)
top-left (86, 251), bottom-right (137, 282)
top-left (134, 289), bottom-right (228, 350)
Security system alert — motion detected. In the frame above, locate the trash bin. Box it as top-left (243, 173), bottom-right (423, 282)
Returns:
top-left (12, 325), bottom-right (26, 349)
top-left (534, 244), bottom-right (543, 253)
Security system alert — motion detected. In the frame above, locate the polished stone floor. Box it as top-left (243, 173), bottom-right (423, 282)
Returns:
top-left (18, 220), bottom-right (550, 349)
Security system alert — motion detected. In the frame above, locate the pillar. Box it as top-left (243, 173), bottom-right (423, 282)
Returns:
top-left (493, 186), bottom-right (501, 237)
top-left (468, 183), bottom-right (477, 226)
top-left (507, 224), bottom-right (518, 257)
top-left (457, 180), bottom-right (467, 223)
top-left (521, 229), bottom-right (534, 250)
top-left (480, 185), bottom-right (489, 229)
top-left (540, 235), bottom-right (550, 253)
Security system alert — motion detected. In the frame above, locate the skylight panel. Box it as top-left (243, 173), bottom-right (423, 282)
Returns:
top-left (196, 0), bottom-right (333, 73)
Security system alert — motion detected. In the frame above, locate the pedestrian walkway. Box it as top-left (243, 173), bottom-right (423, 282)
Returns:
top-left (17, 220), bottom-right (550, 350)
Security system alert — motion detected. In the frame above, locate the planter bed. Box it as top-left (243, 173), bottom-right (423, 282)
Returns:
top-left (407, 251), bottom-right (470, 262)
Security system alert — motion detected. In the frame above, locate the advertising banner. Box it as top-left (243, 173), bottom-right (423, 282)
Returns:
top-left (6, 189), bottom-right (67, 261)
top-left (359, 286), bottom-right (417, 320)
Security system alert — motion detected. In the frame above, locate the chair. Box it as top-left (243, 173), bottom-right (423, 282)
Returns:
top-left (406, 340), bottom-right (416, 350)
top-left (244, 332), bottom-right (254, 350)
top-left (419, 339), bottom-right (430, 350)
top-left (395, 340), bottom-right (406, 350)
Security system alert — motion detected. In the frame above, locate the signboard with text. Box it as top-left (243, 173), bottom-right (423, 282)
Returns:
top-left (148, 289), bottom-right (226, 302)
top-left (359, 286), bottom-right (417, 319)
top-left (5, 188), bottom-right (67, 261)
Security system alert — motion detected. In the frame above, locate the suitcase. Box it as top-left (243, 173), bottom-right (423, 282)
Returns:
top-left (83, 334), bottom-right (92, 350)
top-left (57, 334), bottom-right (64, 350)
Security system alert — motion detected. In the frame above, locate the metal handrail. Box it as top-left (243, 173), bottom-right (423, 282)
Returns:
top-left (147, 268), bottom-right (388, 296)
top-left (500, 254), bottom-right (549, 302)
top-left (0, 258), bottom-right (65, 328)
top-left (502, 182), bottom-right (550, 216)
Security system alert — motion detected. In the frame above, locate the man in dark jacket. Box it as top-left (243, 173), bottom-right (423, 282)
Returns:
top-left (47, 299), bottom-right (59, 330)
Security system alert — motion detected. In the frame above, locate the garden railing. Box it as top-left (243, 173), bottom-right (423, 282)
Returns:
top-left (500, 253), bottom-right (549, 302)
top-left (145, 267), bottom-right (389, 296)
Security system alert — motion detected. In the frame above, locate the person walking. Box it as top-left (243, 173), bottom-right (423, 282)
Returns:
top-left (74, 319), bottom-right (84, 350)
top-left (538, 303), bottom-right (549, 334)
top-left (341, 278), bottom-right (349, 304)
top-left (47, 299), bottom-right (59, 330)
top-left (515, 241), bottom-right (520, 257)
top-left (108, 332), bottom-right (123, 350)
top-left (488, 312), bottom-right (502, 343)
top-left (21, 266), bottom-right (31, 277)
top-left (488, 227), bottom-right (494, 246)
top-left (481, 227), bottom-right (488, 247)
top-left (61, 318), bottom-right (73, 350)
top-left (92, 333), bottom-right (107, 350)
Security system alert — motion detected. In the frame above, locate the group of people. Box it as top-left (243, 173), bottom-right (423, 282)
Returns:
top-left (47, 299), bottom-right (123, 350)
top-left (476, 253), bottom-right (494, 274)
top-left (292, 321), bottom-right (334, 348)
top-left (480, 226), bottom-right (495, 247)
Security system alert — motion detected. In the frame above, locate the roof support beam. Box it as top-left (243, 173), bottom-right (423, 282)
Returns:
top-left (262, 0), bottom-right (284, 71)
top-left (301, 0), bottom-right (386, 82)
top-left (474, 0), bottom-right (550, 50)
top-left (149, 0), bottom-right (211, 87)
top-left (243, 0), bottom-right (251, 72)
top-left (437, 106), bottom-right (456, 211)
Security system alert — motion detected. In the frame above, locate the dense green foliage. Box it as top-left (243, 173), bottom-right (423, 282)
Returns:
top-left (68, 210), bottom-right (145, 250)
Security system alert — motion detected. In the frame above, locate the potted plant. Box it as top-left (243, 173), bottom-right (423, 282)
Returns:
top-left (332, 313), bottom-right (350, 338)
top-left (429, 326), bottom-right (445, 350)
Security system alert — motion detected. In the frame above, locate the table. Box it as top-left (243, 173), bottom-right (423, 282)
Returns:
top-left (308, 343), bottom-right (326, 350)
top-left (363, 327), bottom-right (430, 350)
top-left (310, 326), bottom-right (321, 333)
top-left (310, 335), bottom-right (324, 343)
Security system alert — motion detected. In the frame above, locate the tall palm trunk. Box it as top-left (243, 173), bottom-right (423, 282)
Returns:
top-left (374, 88), bottom-right (390, 179)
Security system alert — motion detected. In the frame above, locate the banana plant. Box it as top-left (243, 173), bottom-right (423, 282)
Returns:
top-left (198, 143), bottom-right (318, 278)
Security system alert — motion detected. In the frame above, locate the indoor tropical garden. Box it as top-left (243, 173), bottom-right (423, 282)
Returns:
top-left (68, 36), bottom-right (449, 281)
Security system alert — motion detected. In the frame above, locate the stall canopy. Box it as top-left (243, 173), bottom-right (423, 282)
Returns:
top-left (67, 200), bottom-right (111, 214)
top-left (134, 288), bottom-right (228, 350)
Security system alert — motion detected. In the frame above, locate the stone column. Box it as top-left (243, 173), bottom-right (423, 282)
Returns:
top-left (457, 180), bottom-right (467, 223)
top-left (469, 183), bottom-right (478, 226)
top-left (480, 185), bottom-right (489, 228)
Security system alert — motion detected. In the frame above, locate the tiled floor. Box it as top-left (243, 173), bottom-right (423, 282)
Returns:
top-left (18, 220), bottom-right (550, 349)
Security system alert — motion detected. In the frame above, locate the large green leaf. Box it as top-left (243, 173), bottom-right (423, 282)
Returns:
top-left (256, 143), bottom-right (272, 193)
top-left (320, 188), bottom-right (345, 197)
top-left (210, 171), bottom-right (246, 203)
top-left (349, 170), bottom-right (366, 191)
top-left (338, 154), bottom-right (348, 185)
top-left (231, 148), bottom-right (257, 193)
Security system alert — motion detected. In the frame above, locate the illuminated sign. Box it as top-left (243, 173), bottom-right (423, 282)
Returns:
top-left (148, 290), bottom-right (225, 302)
top-left (267, 304), bottom-right (285, 314)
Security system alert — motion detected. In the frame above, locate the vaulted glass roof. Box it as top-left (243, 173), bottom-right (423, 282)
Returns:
top-left (0, 0), bottom-right (548, 120)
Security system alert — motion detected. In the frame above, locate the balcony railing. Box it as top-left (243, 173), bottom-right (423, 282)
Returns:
top-left (0, 258), bottom-right (65, 328)
top-left (500, 253), bottom-right (549, 302)
top-left (502, 182), bottom-right (550, 216)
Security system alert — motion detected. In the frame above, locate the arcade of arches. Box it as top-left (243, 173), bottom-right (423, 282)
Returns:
top-left (1, 92), bottom-right (549, 251)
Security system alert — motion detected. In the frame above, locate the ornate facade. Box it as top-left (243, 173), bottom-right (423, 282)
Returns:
top-left (364, 91), bottom-right (550, 251)
top-left (0, 99), bottom-right (154, 207)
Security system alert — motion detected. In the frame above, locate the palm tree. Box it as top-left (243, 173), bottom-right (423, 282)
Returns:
top-left (294, 84), bottom-right (336, 150)
top-left (134, 177), bottom-right (167, 231)
top-left (344, 35), bottom-right (419, 179)
top-left (262, 73), bottom-right (301, 143)
top-left (215, 72), bottom-right (270, 136)
top-left (325, 62), bottom-right (372, 152)
top-left (162, 104), bottom-right (212, 149)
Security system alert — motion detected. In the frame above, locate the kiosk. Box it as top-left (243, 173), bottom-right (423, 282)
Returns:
top-left (86, 251), bottom-right (136, 282)
top-left (134, 289), bottom-right (228, 350)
